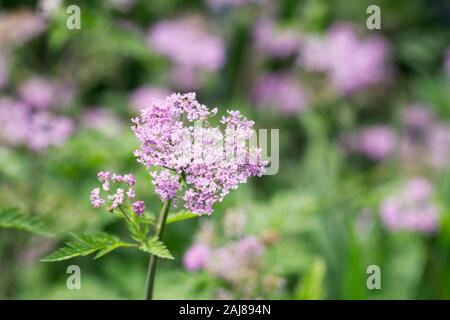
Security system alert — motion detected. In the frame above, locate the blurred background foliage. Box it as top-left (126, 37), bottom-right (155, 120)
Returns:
top-left (0, 0), bottom-right (449, 299)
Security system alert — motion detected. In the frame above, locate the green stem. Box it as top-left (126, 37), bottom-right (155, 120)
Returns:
top-left (118, 206), bottom-right (133, 225)
top-left (145, 199), bottom-right (171, 300)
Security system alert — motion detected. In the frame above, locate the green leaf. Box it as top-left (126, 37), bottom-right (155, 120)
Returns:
top-left (140, 215), bottom-right (156, 225)
top-left (126, 220), bottom-right (148, 243)
top-left (139, 237), bottom-right (174, 259)
top-left (41, 233), bottom-right (134, 262)
top-left (296, 259), bottom-right (326, 300)
top-left (0, 208), bottom-right (52, 236)
top-left (166, 211), bottom-right (198, 225)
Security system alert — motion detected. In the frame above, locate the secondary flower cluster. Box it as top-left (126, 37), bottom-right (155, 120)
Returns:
top-left (132, 92), bottom-right (267, 215)
top-left (0, 93), bottom-right (74, 152)
top-left (90, 171), bottom-right (145, 215)
top-left (399, 104), bottom-right (450, 170)
top-left (380, 177), bottom-right (439, 233)
top-left (341, 104), bottom-right (450, 168)
top-left (445, 47), bottom-right (450, 76)
top-left (183, 209), bottom-right (284, 299)
top-left (147, 18), bottom-right (225, 89)
top-left (298, 23), bottom-right (390, 95)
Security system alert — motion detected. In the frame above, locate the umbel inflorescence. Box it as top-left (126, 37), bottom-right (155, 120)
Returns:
top-left (131, 92), bottom-right (267, 215)
top-left (90, 92), bottom-right (267, 215)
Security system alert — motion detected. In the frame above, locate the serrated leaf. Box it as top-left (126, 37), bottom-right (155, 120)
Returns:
top-left (126, 220), bottom-right (147, 242)
top-left (139, 237), bottom-right (174, 259)
top-left (166, 211), bottom-right (198, 225)
top-left (0, 208), bottom-right (52, 236)
top-left (41, 233), bottom-right (134, 262)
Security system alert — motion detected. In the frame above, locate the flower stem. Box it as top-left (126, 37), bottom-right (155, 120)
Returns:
top-left (145, 199), bottom-right (171, 300)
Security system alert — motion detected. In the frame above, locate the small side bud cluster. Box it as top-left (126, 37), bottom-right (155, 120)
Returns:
top-left (90, 171), bottom-right (145, 215)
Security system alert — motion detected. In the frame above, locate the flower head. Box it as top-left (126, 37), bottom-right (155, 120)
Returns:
top-left (132, 201), bottom-right (145, 216)
top-left (132, 92), bottom-right (267, 215)
top-left (90, 171), bottom-right (144, 213)
top-left (380, 177), bottom-right (439, 233)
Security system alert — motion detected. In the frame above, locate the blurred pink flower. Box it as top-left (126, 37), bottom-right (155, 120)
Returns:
top-left (0, 10), bottom-right (46, 46)
top-left (355, 126), bottom-right (397, 161)
top-left (129, 85), bottom-right (170, 112)
top-left (27, 111), bottom-right (74, 151)
top-left (38, 0), bottom-right (62, 18)
top-left (327, 24), bottom-right (390, 94)
top-left (19, 77), bottom-right (75, 110)
top-left (253, 19), bottom-right (300, 58)
top-left (400, 104), bottom-right (450, 170)
top-left (0, 98), bottom-right (29, 146)
top-left (170, 65), bottom-right (200, 90)
top-left (0, 97), bottom-right (74, 151)
top-left (148, 18), bottom-right (225, 71)
top-left (402, 104), bottom-right (434, 130)
top-left (234, 235), bottom-right (263, 257)
top-left (205, 235), bottom-right (264, 283)
top-left (380, 177), bottom-right (439, 233)
top-left (298, 36), bottom-right (330, 72)
top-left (252, 73), bottom-right (308, 114)
top-left (183, 243), bottom-right (211, 272)
top-left (19, 77), bottom-right (56, 109)
top-left (445, 48), bottom-right (450, 75)
top-left (298, 23), bottom-right (391, 95)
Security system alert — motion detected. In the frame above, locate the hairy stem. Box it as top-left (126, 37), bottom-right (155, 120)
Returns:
top-left (145, 199), bottom-right (171, 300)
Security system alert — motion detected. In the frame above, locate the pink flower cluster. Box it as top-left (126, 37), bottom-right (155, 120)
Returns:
top-left (0, 9), bottom-right (46, 47)
top-left (252, 73), bottom-right (308, 115)
top-left (147, 18), bottom-right (225, 89)
top-left (0, 96), bottom-right (74, 152)
top-left (132, 93), bottom-right (267, 215)
top-left (253, 19), bottom-right (300, 59)
top-left (344, 126), bottom-right (397, 161)
top-left (184, 235), bottom-right (264, 280)
top-left (341, 105), bottom-right (450, 168)
top-left (298, 23), bottom-right (390, 95)
top-left (400, 104), bottom-right (450, 170)
top-left (183, 210), bottom-right (283, 298)
top-left (19, 77), bottom-right (74, 110)
top-left (444, 47), bottom-right (450, 76)
top-left (90, 171), bottom-right (145, 215)
top-left (380, 177), bottom-right (439, 233)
